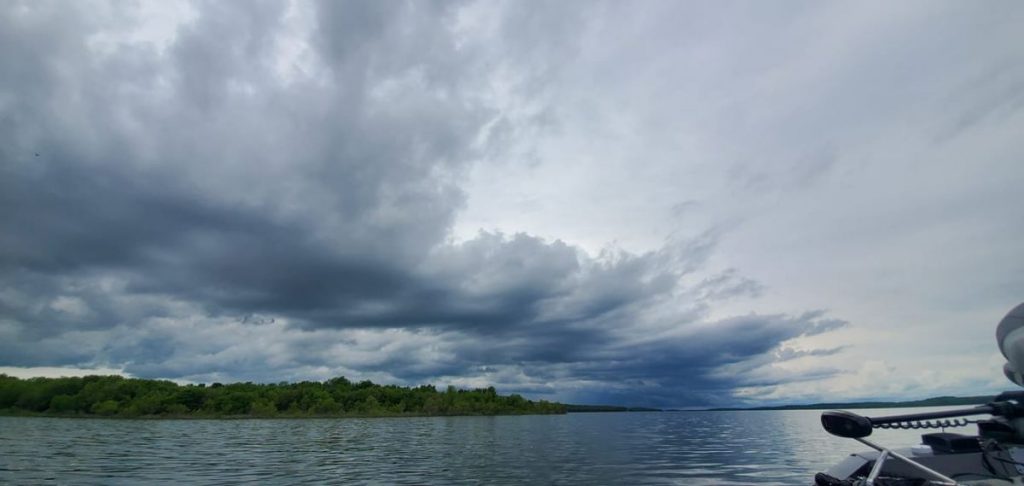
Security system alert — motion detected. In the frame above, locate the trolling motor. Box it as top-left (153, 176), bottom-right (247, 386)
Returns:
top-left (821, 393), bottom-right (1024, 441)
top-left (817, 394), bottom-right (1024, 485)
top-left (815, 303), bottom-right (1024, 486)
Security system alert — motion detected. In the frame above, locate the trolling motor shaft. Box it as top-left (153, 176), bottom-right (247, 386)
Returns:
top-left (822, 391), bottom-right (1024, 440)
top-left (822, 406), bottom-right (993, 439)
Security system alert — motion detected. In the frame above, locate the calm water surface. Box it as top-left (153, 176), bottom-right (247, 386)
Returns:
top-left (0, 408), bottom-right (951, 485)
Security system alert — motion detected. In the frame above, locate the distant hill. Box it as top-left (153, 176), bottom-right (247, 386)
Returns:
top-left (566, 404), bottom-right (662, 412)
top-left (701, 395), bottom-right (997, 412)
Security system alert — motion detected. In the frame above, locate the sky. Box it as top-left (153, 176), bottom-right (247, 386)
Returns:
top-left (1, 0), bottom-right (1022, 408)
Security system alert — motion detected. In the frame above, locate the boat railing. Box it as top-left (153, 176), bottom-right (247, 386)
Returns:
top-left (854, 436), bottom-right (957, 485)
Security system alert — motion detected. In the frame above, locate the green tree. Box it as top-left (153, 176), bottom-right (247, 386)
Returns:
top-left (360, 395), bottom-right (383, 415)
top-left (311, 397), bottom-right (340, 415)
top-left (91, 399), bottom-right (119, 416)
top-left (250, 399), bottom-right (278, 416)
top-left (49, 394), bottom-right (79, 413)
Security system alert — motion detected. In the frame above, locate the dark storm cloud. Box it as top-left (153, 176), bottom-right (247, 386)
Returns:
top-left (2, 1), bottom-right (471, 310)
top-left (0, 0), bottom-right (848, 406)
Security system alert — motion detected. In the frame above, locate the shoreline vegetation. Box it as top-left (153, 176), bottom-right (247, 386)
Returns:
top-left (0, 374), bottom-right (996, 419)
top-left (0, 374), bottom-right (564, 419)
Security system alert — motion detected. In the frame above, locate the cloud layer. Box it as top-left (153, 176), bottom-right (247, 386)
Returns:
top-left (2, 1), bottom-right (1022, 406)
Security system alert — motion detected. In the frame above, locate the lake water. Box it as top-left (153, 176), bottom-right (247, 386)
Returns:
top-left (0, 408), bottom-right (956, 485)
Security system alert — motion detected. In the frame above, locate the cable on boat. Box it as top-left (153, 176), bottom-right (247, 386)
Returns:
top-left (874, 418), bottom-right (975, 430)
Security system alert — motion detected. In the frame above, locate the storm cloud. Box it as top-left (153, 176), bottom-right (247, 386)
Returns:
top-left (2, 0), bottom-right (1022, 407)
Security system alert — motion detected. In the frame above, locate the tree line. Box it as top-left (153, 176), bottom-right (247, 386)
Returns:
top-left (0, 374), bottom-right (566, 418)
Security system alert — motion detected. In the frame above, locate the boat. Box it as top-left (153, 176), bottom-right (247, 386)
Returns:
top-left (813, 302), bottom-right (1024, 486)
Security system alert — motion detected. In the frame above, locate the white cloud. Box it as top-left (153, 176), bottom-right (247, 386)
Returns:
top-left (0, 366), bottom-right (127, 379)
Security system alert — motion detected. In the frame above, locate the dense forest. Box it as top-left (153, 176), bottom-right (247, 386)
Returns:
top-left (0, 374), bottom-right (565, 418)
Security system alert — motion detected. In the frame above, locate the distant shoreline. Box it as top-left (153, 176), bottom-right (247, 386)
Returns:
top-left (0, 409), bottom-right (565, 420)
top-left (697, 395), bottom-right (996, 412)
top-left (565, 404), bottom-right (662, 413)
top-left (0, 374), bottom-right (565, 419)
top-left (1, 373), bottom-right (998, 418)
top-left (569, 395), bottom-right (999, 413)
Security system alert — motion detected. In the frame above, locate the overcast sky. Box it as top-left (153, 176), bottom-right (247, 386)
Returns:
top-left (2, 0), bottom-right (1022, 407)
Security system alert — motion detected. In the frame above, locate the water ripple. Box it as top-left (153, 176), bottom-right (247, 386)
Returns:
top-left (0, 409), bottom-right (943, 485)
